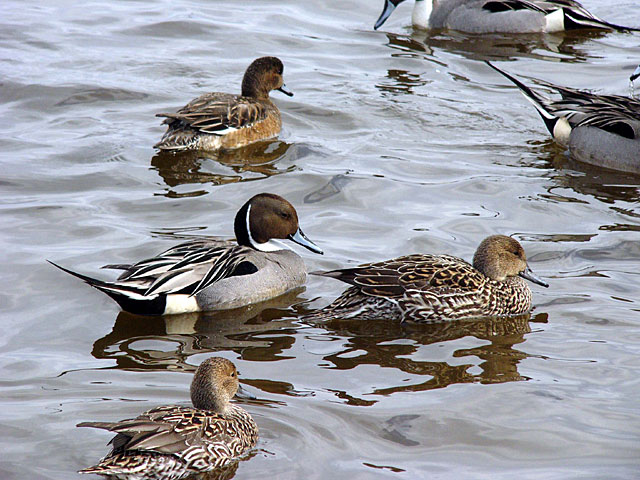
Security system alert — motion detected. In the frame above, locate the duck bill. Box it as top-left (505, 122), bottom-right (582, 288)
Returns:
top-left (519, 266), bottom-right (549, 288)
top-left (374, 0), bottom-right (399, 30)
top-left (277, 85), bottom-right (294, 97)
top-left (235, 383), bottom-right (257, 400)
top-left (288, 228), bottom-right (323, 255)
top-left (631, 65), bottom-right (640, 82)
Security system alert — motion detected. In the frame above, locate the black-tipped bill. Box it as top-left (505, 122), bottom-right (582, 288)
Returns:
top-left (235, 383), bottom-right (257, 400)
top-left (374, 0), bottom-right (399, 30)
top-left (288, 228), bottom-right (323, 255)
top-left (630, 65), bottom-right (640, 82)
top-left (519, 266), bottom-right (549, 288)
top-left (277, 85), bottom-right (294, 97)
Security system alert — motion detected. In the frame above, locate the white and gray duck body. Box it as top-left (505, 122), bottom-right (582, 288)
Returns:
top-left (78, 357), bottom-right (259, 480)
top-left (311, 235), bottom-right (548, 323)
top-left (486, 62), bottom-right (640, 174)
top-left (50, 193), bottom-right (323, 315)
top-left (374, 0), bottom-right (640, 34)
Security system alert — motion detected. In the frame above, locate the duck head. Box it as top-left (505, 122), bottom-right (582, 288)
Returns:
top-left (473, 235), bottom-right (548, 287)
top-left (241, 56), bottom-right (293, 100)
top-left (234, 193), bottom-right (323, 254)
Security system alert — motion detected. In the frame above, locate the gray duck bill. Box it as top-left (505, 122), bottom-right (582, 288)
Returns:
top-left (519, 266), bottom-right (549, 288)
top-left (277, 85), bottom-right (294, 97)
top-left (288, 228), bottom-right (323, 254)
top-left (374, 0), bottom-right (399, 29)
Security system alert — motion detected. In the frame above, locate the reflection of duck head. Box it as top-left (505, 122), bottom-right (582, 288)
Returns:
top-left (89, 289), bottom-right (311, 371)
top-left (305, 312), bottom-right (547, 399)
top-left (151, 139), bottom-right (294, 191)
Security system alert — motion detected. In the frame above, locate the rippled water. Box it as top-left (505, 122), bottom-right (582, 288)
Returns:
top-left (2, 1), bottom-right (640, 479)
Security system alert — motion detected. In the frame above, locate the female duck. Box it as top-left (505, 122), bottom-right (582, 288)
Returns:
top-left (312, 235), bottom-right (548, 323)
top-left (486, 62), bottom-right (640, 174)
top-left (155, 56), bottom-right (293, 152)
top-left (374, 0), bottom-right (639, 33)
top-left (50, 193), bottom-right (323, 315)
top-left (78, 357), bottom-right (258, 480)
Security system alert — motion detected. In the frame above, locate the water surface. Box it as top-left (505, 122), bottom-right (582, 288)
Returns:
top-left (1, 1), bottom-right (639, 479)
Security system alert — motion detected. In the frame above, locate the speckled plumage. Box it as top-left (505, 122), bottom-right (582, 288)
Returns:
top-left (78, 357), bottom-right (258, 480)
top-left (155, 56), bottom-right (292, 152)
top-left (312, 235), bottom-right (548, 323)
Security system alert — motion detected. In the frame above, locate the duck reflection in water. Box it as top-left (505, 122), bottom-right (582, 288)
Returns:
top-left (307, 312), bottom-right (548, 401)
top-left (89, 289), bottom-right (311, 372)
top-left (151, 139), bottom-right (294, 192)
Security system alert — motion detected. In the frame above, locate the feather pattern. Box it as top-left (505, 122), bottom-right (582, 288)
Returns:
top-left (375, 0), bottom-right (639, 33)
top-left (78, 357), bottom-right (258, 480)
top-left (311, 236), bottom-right (547, 323)
top-left (486, 61), bottom-right (640, 170)
top-left (154, 57), bottom-right (291, 152)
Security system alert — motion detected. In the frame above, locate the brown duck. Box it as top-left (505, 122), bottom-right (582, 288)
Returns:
top-left (155, 56), bottom-right (293, 152)
top-left (312, 235), bottom-right (549, 323)
top-left (78, 357), bottom-right (258, 480)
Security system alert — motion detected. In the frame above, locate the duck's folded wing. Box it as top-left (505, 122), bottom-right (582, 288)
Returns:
top-left (78, 406), bottom-right (227, 455)
top-left (547, 87), bottom-right (640, 139)
top-left (106, 241), bottom-right (257, 298)
top-left (157, 94), bottom-right (269, 135)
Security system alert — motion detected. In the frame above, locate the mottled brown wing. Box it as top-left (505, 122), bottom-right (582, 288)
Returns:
top-left (82, 406), bottom-right (229, 455)
top-left (157, 93), bottom-right (268, 134)
top-left (318, 254), bottom-right (482, 299)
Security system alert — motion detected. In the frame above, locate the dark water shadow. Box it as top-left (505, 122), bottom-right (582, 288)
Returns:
top-left (89, 289), bottom-right (313, 373)
top-left (383, 29), bottom-right (608, 64)
top-left (306, 312), bottom-right (549, 404)
top-left (151, 140), bottom-right (296, 197)
top-left (531, 140), bottom-right (640, 215)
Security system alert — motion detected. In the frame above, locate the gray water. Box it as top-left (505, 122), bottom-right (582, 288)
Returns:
top-left (1, 0), bottom-right (639, 479)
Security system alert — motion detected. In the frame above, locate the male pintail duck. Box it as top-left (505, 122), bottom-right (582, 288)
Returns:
top-left (155, 56), bottom-right (293, 152)
top-left (49, 193), bottom-right (323, 315)
top-left (311, 235), bottom-right (548, 323)
top-left (374, 0), bottom-right (640, 34)
top-left (78, 357), bottom-right (258, 480)
top-left (486, 62), bottom-right (640, 173)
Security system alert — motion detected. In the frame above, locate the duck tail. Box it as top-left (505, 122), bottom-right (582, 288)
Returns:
top-left (485, 61), bottom-right (558, 137)
top-left (48, 261), bottom-right (165, 315)
top-left (562, 8), bottom-right (640, 33)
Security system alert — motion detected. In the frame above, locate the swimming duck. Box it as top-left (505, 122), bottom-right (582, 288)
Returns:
top-left (311, 235), bottom-right (548, 323)
top-left (155, 56), bottom-right (293, 152)
top-left (486, 61), bottom-right (640, 173)
top-left (49, 193), bottom-right (323, 315)
top-left (78, 357), bottom-right (258, 480)
top-left (374, 0), bottom-right (639, 34)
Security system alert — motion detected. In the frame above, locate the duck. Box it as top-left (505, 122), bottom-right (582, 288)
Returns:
top-left (49, 193), bottom-right (323, 315)
top-left (78, 357), bottom-right (258, 480)
top-left (154, 56), bottom-right (293, 152)
top-left (486, 61), bottom-right (640, 173)
top-left (374, 0), bottom-right (640, 34)
top-left (310, 235), bottom-right (548, 323)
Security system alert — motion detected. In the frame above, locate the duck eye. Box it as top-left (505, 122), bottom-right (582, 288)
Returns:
top-left (279, 211), bottom-right (290, 219)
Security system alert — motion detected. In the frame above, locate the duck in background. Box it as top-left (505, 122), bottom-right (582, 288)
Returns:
top-left (310, 235), bottom-right (548, 323)
top-left (78, 357), bottom-right (258, 480)
top-left (50, 193), bottom-right (323, 315)
top-left (155, 56), bottom-right (293, 152)
top-left (374, 0), bottom-right (640, 34)
top-left (486, 61), bottom-right (640, 173)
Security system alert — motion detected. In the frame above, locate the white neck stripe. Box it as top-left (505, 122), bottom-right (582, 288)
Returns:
top-left (245, 204), bottom-right (290, 252)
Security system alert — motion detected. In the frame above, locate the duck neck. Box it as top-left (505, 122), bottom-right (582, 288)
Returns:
top-left (191, 379), bottom-right (227, 413)
top-left (241, 73), bottom-right (269, 100)
top-left (234, 203), bottom-right (290, 252)
top-left (412, 0), bottom-right (432, 29)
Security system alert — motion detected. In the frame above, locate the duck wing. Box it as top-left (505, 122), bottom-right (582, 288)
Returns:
top-left (157, 93), bottom-right (269, 136)
top-left (78, 405), bottom-right (231, 455)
